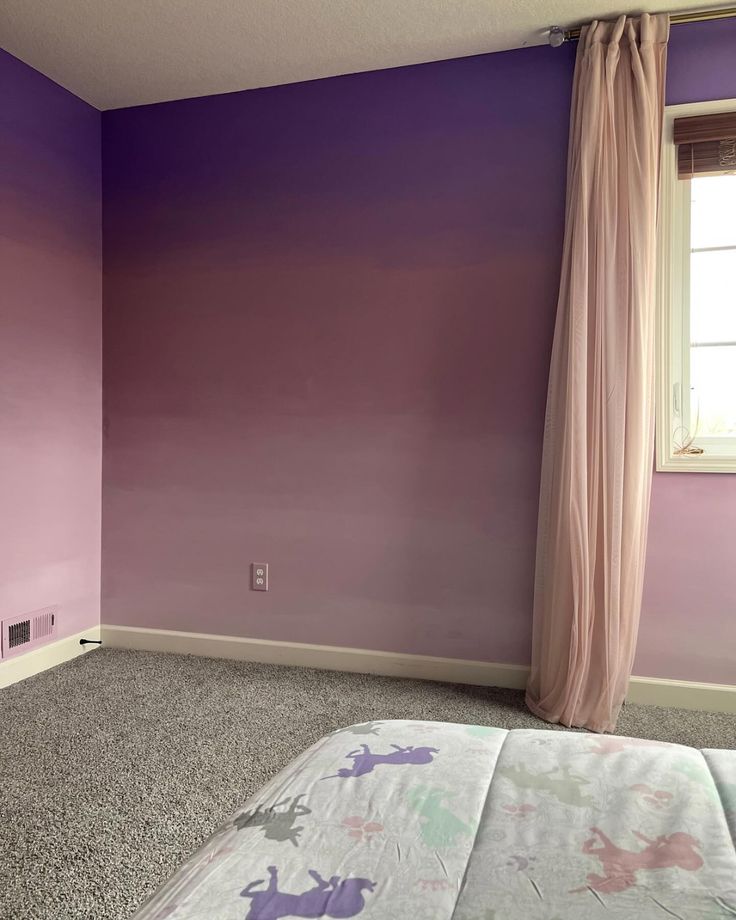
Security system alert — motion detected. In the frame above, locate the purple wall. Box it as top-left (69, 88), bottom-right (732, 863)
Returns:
top-left (1, 49), bottom-right (102, 643)
top-left (636, 18), bottom-right (736, 685)
top-left (101, 21), bottom-right (735, 683)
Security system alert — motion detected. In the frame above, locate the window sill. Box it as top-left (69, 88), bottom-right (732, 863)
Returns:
top-left (656, 450), bottom-right (736, 473)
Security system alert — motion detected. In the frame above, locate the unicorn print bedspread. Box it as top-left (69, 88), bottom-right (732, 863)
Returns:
top-left (133, 720), bottom-right (736, 920)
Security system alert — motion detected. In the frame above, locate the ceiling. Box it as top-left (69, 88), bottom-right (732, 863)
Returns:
top-left (0, 1), bottom-right (720, 110)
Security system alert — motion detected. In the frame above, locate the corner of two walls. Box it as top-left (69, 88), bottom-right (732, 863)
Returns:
top-left (3, 18), bottom-right (734, 689)
top-left (0, 48), bottom-right (102, 681)
top-left (100, 20), bottom-right (736, 688)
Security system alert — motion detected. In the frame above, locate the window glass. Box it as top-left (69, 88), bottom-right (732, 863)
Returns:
top-left (690, 175), bottom-right (736, 249)
top-left (690, 344), bottom-right (736, 437)
top-left (689, 249), bottom-right (736, 343)
top-left (688, 174), bottom-right (736, 443)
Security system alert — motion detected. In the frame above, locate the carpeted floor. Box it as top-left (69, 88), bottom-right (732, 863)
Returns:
top-left (1, 648), bottom-right (734, 920)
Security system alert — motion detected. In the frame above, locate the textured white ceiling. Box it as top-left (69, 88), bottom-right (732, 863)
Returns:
top-left (0, 0), bottom-right (715, 110)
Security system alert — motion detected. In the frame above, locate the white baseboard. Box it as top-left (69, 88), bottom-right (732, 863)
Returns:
top-left (100, 625), bottom-right (530, 689)
top-left (6, 622), bottom-right (730, 715)
top-left (0, 625), bottom-right (102, 690)
top-left (101, 625), bottom-right (735, 715)
top-left (627, 675), bottom-right (736, 714)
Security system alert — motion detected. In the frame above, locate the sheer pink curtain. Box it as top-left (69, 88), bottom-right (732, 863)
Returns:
top-left (526, 14), bottom-right (669, 733)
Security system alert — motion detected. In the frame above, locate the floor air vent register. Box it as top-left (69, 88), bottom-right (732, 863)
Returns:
top-left (1, 607), bottom-right (58, 660)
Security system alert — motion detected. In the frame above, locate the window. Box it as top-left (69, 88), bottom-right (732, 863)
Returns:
top-left (657, 100), bottom-right (736, 472)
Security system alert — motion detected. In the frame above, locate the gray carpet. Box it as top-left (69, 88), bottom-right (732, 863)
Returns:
top-left (1, 648), bottom-right (734, 920)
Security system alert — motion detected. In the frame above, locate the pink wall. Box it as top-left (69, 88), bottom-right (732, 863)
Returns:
top-left (101, 22), bottom-right (735, 684)
top-left (0, 49), bottom-right (102, 643)
top-left (639, 476), bottom-right (736, 683)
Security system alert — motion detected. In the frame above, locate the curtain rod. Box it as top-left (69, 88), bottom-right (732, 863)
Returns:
top-left (548, 6), bottom-right (736, 44)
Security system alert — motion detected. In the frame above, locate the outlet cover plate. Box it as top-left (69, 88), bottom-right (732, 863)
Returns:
top-left (251, 563), bottom-right (268, 591)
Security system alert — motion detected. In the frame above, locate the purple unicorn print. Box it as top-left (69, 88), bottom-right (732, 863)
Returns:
top-left (241, 866), bottom-right (375, 920)
top-left (322, 743), bottom-right (439, 779)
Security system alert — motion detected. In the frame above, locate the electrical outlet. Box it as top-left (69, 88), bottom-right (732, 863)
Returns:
top-left (251, 563), bottom-right (268, 591)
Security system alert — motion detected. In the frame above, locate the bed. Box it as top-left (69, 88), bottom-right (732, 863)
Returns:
top-left (133, 720), bottom-right (736, 919)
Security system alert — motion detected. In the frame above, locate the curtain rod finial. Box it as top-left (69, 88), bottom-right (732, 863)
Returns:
top-left (548, 25), bottom-right (566, 47)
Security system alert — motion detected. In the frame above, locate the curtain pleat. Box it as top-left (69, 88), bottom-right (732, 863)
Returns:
top-left (526, 13), bottom-right (669, 733)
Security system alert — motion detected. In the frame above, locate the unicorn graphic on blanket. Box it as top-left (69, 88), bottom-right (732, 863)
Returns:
top-left (234, 794), bottom-right (312, 846)
top-left (241, 866), bottom-right (375, 919)
top-left (323, 743), bottom-right (439, 779)
top-left (573, 826), bottom-right (703, 894)
top-left (407, 785), bottom-right (475, 848)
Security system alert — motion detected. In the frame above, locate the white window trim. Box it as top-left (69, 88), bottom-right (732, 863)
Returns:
top-left (656, 97), bottom-right (736, 473)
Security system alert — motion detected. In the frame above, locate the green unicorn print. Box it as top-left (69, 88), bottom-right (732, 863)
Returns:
top-left (407, 786), bottom-right (476, 848)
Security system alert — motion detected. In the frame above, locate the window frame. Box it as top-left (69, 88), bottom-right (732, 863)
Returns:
top-left (656, 98), bottom-right (736, 473)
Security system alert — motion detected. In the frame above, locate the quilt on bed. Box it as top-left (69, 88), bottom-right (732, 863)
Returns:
top-left (133, 720), bottom-right (736, 920)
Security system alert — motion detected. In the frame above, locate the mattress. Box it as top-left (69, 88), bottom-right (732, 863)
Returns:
top-left (133, 720), bottom-right (736, 919)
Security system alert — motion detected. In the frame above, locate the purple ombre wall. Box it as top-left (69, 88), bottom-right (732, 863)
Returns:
top-left (101, 20), bottom-right (736, 683)
top-left (1, 49), bottom-right (102, 642)
top-left (101, 45), bottom-right (575, 664)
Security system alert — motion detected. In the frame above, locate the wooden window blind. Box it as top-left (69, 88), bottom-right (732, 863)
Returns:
top-left (674, 111), bottom-right (736, 179)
